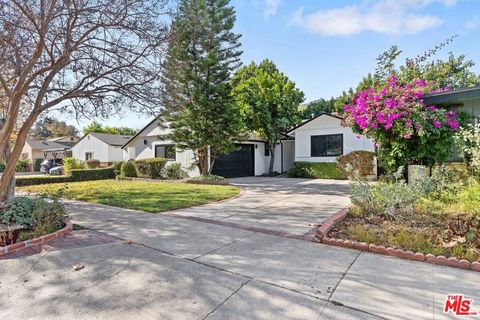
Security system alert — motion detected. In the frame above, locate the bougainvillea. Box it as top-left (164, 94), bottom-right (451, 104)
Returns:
top-left (343, 76), bottom-right (463, 171)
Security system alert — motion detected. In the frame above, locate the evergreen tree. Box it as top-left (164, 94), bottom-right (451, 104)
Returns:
top-left (160, 0), bottom-right (244, 174)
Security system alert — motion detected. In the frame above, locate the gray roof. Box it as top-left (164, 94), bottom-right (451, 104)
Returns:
top-left (424, 86), bottom-right (480, 105)
top-left (89, 132), bottom-right (133, 146)
top-left (26, 139), bottom-right (71, 151)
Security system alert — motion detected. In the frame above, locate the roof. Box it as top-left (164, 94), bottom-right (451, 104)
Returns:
top-left (26, 139), bottom-right (71, 151)
top-left (81, 132), bottom-right (133, 146)
top-left (122, 117), bottom-right (159, 149)
top-left (286, 112), bottom-right (343, 134)
top-left (424, 86), bottom-right (480, 105)
top-left (46, 136), bottom-right (79, 142)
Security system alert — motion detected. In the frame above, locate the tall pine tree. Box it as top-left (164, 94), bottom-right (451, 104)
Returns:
top-left (160, 0), bottom-right (244, 174)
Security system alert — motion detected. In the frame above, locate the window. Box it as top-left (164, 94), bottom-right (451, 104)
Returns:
top-left (85, 152), bottom-right (93, 160)
top-left (311, 134), bottom-right (343, 157)
top-left (264, 142), bottom-right (270, 156)
top-left (155, 144), bottom-right (176, 160)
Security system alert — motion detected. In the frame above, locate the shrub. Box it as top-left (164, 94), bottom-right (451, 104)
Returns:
top-left (1, 197), bottom-right (35, 227)
top-left (191, 174), bottom-right (225, 181)
top-left (33, 159), bottom-right (43, 172)
top-left (112, 161), bottom-right (124, 176)
top-left (121, 160), bottom-right (137, 177)
top-left (337, 151), bottom-right (375, 177)
top-left (0, 161), bottom-right (5, 172)
top-left (31, 196), bottom-right (68, 235)
top-left (134, 158), bottom-right (167, 179)
top-left (70, 167), bottom-right (115, 181)
top-left (15, 159), bottom-right (30, 172)
top-left (163, 163), bottom-right (188, 180)
top-left (288, 161), bottom-right (344, 179)
top-left (455, 123), bottom-right (480, 175)
top-left (63, 157), bottom-right (84, 174)
top-left (86, 159), bottom-right (100, 169)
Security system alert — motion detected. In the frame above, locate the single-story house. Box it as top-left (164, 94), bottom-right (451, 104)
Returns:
top-left (21, 139), bottom-right (73, 171)
top-left (286, 113), bottom-right (375, 163)
top-left (72, 132), bottom-right (132, 166)
top-left (122, 118), bottom-right (294, 178)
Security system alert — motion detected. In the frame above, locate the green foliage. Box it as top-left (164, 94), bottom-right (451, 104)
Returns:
top-left (0, 161), bottom-right (5, 172)
top-left (1, 197), bottom-right (35, 227)
top-left (15, 167), bottom-right (115, 186)
top-left (63, 157), bottom-right (84, 174)
top-left (85, 159), bottom-right (100, 169)
top-left (135, 158), bottom-right (167, 179)
top-left (160, 0), bottom-right (244, 174)
top-left (15, 159), bottom-right (30, 172)
top-left (33, 159), bottom-right (43, 172)
top-left (83, 121), bottom-right (137, 136)
top-left (288, 161), bottom-right (344, 179)
top-left (31, 195), bottom-right (68, 235)
top-left (337, 151), bottom-right (375, 177)
top-left (112, 161), bottom-right (124, 176)
top-left (163, 163), bottom-right (188, 180)
top-left (455, 123), bottom-right (480, 175)
top-left (191, 174), bottom-right (225, 181)
top-left (30, 117), bottom-right (78, 139)
top-left (346, 225), bottom-right (377, 243)
top-left (121, 161), bottom-right (137, 177)
top-left (299, 98), bottom-right (336, 119)
top-left (232, 59), bottom-right (305, 173)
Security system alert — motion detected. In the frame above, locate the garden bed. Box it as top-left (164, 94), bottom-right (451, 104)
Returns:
top-left (317, 177), bottom-right (480, 271)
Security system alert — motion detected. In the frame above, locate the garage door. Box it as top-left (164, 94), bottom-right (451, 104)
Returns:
top-left (212, 144), bottom-right (254, 178)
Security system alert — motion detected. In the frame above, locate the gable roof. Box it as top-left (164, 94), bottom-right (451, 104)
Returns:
top-left (26, 139), bottom-right (71, 151)
top-left (76, 132), bottom-right (133, 147)
top-left (286, 112), bottom-right (343, 134)
top-left (424, 86), bottom-right (480, 105)
top-left (122, 117), bottom-right (160, 149)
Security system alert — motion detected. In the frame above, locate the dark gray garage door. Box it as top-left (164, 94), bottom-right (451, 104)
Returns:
top-left (212, 144), bottom-right (254, 178)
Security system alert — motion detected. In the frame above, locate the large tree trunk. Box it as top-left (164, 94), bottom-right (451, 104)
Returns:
top-left (268, 144), bottom-right (275, 174)
top-left (196, 146), bottom-right (209, 175)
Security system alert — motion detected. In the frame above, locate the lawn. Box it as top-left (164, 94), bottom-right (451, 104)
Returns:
top-left (20, 180), bottom-right (240, 213)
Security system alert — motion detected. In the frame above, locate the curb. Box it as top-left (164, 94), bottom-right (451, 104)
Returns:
top-left (0, 220), bottom-right (73, 257)
top-left (315, 207), bottom-right (480, 272)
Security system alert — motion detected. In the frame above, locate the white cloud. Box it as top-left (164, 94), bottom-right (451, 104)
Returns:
top-left (264, 0), bottom-right (281, 19)
top-left (465, 17), bottom-right (479, 30)
top-left (292, 0), bottom-right (449, 36)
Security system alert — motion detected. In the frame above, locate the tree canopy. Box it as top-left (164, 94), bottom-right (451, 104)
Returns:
top-left (232, 59), bottom-right (305, 174)
top-left (30, 117), bottom-right (78, 139)
top-left (160, 0), bottom-right (244, 174)
top-left (83, 122), bottom-right (137, 136)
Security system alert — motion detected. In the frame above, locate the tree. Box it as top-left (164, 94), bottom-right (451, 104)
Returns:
top-left (232, 59), bottom-right (305, 174)
top-left (0, 0), bottom-right (168, 202)
top-left (160, 0), bottom-right (244, 174)
top-left (30, 117), bottom-right (78, 139)
top-left (299, 98), bottom-right (335, 119)
top-left (83, 121), bottom-right (137, 136)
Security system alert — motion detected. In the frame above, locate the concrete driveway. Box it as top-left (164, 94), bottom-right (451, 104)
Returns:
top-left (172, 177), bottom-right (351, 235)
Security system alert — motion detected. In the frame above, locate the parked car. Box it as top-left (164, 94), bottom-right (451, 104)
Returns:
top-left (40, 159), bottom-right (63, 174)
top-left (48, 166), bottom-right (64, 175)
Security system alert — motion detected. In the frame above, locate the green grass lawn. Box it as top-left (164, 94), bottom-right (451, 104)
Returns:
top-left (20, 180), bottom-right (240, 213)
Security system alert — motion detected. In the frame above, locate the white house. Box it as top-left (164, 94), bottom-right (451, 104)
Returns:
top-left (72, 132), bottom-right (132, 165)
top-left (286, 113), bottom-right (374, 163)
top-left (122, 118), bottom-right (294, 178)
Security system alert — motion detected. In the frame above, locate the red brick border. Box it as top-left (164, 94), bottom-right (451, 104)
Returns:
top-left (0, 220), bottom-right (73, 257)
top-left (316, 207), bottom-right (479, 272)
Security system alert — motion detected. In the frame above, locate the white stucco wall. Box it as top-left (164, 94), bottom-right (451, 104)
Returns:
top-left (72, 135), bottom-right (109, 162)
top-left (292, 115), bottom-right (374, 163)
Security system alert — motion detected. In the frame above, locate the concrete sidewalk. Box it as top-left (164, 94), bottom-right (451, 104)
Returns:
top-left (2, 199), bottom-right (479, 319)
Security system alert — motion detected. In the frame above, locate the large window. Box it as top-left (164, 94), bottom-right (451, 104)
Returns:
top-left (155, 144), bottom-right (176, 160)
top-left (311, 134), bottom-right (343, 157)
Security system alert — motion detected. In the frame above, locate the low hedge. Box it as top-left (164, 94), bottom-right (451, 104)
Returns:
top-left (288, 161), bottom-right (345, 179)
top-left (85, 159), bottom-right (100, 169)
top-left (337, 151), bottom-right (375, 177)
top-left (16, 167), bottom-right (115, 187)
top-left (135, 158), bottom-right (167, 179)
top-left (121, 160), bottom-right (137, 177)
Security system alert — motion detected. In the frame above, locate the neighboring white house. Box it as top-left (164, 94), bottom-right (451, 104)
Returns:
top-left (72, 132), bottom-right (132, 165)
top-left (122, 118), bottom-right (294, 178)
top-left (286, 113), bottom-right (374, 163)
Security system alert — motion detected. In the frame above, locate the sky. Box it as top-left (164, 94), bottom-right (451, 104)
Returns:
top-left (56, 0), bottom-right (480, 132)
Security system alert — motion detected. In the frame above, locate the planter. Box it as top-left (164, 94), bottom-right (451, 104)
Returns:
top-left (0, 225), bottom-right (23, 246)
top-left (407, 165), bottom-right (430, 184)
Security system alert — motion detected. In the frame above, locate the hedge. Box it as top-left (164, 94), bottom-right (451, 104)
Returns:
top-left (33, 158), bottom-right (43, 172)
top-left (337, 151), bottom-right (375, 177)
top-left (16, 167), bottom-right (115, 187)
top-left (121, 160), bottom-right (137, 177)
top-left (135, 158), bottom-right (167, 179)
top-left (86, 159), bottom-right (100, 169)
top-left (288, 161), bottom-right (345, 179)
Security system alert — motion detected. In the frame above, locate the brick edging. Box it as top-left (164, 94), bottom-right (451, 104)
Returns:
top-left (0, 220), bottom-right (73, 257)
top-left (315, 207), bottom-right (480, 272)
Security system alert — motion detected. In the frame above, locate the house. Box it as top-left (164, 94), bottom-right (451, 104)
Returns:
top-left (122, 118), bottom-right (294, 178)
top-left (72, 132), bottom-right (132, 166)
top-left (21, 140), bottom-right (73, 171)
top-left (286, 113), bottom-right (375, 163)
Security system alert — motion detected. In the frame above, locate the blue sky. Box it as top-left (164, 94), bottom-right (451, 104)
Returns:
top-left (58, 0), bottom-right (480, 132)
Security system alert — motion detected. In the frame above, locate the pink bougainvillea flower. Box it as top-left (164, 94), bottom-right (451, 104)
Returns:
top-left (447, 119), bottom-right (460, 130)
top-left (428, 105), bottom-right (437, 111)
top-left (404, 133), bottom-right (412, 139)
top-left (433, 121), bottom-right (442, 128)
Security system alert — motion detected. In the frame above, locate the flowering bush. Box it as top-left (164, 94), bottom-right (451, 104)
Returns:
top-left (343, 76), bottom-right (463, 171)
